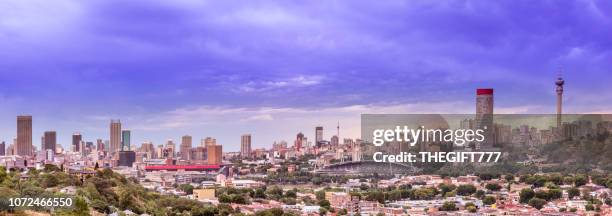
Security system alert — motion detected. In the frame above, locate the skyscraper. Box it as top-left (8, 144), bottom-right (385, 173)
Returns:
top-left (17, 115), bottom-right (33, 156)
top-left (121, 130), bottom-right (131, 151)
top-left (180, 135), bottom-right (192, 160)
top-left (555, 76), bottom-right (564, 128)
top-left (166, 139), bottom-right (175, 158)
top-left (207, 144), bottom-right (222, 165)
top-left (43, 131), bottom-right (56, 152)
top-left (0, 141), bottom-right (5, 156)
top-left (476, 88), bottom-right (494, 116)
top-left (96, 139), bottom-right (105, 152)
top-left (331, 135), bottom-right (339, 146)
top-left (240, 134), bottom-right (252, 158)
top-left (110, 120), bottom-right (121, 154)
top-left (315, 126), bottom-right (323, 147)
top-left (202, 137), bottom-right (216, 147)
top-left (72, 133), bottom-right (82, 152)
top-left (79, 141), bottom-right (86, 156)
top-left (476, 88), bottom-right (494, 148)
top-left (295, 132), bottom-right (304, 151)
top-left (140, 141), bottom-right (155, 159)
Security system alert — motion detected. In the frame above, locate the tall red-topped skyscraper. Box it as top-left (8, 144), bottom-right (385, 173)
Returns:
top-left (476, 88), bottom-right (494, 115)
top-left (17, 115), bottom-right (33, 156)
top-left (475, 89), bottom-right (494, 148)
top-left (110, 120), bottom-right (121, 155)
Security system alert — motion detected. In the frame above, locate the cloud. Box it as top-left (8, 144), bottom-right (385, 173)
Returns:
top-left (246, 114), bottom-right (274, 121)
top-left (232, 75), bottom-right (325, 93)
top-left (1, 1), bottom-right (612, 149)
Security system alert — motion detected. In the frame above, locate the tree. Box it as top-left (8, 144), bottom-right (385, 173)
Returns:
top-left (478, 173), bottom-right (495, 181)
top-left (483, 196), bottom-right (496, 205)
top-left (438, 183), bottom-right (456, 196)
top-left (318, 199), bottom-right (331, 209)
top-left (475, 190), bottom-right (485, 199)
top-left (360, 183), bottom-right (369, 191)
top-left (411, 188), bottom-right (436, 200)
top-left (504, 174), bottom-right (515, 182)
top-left (568, 187), bottom-right (580, 199)
top-left (528, 198), bottom-right (546, 210)
top-left (43, 164), bottom-right (61, 172)
top-left (548, 189), bottom-right (562, 200)
top-left (574, 175), bottom-right (587, 187)
top-left (281, 198), bottom-right (297, 205)
top-left (41, 173), bottom-right (59, 187)
top-left (485, 183), bottom-right (502, 191)
top-left (439, 201), bottom-right (457, 211)
top-left (535, 190), bottom-right (550, 201)
top-left (519, 188), bottom-right (535, 203)
top-left (285, 190), bottom-right (297, 198)
top-left (315, 190), bottom-right (325, 201)
top-left (74, 197), bottom-right (91, 215)
top-left (585, 204), bottom-right (594, 211)
top-left (179, 184), bottom-right (194, 195)
top-left (318, 207), bottom-right (327, 216)
top-left (563, 176), bottom-right (574, 185)
top-left (266, 186), bottom-right (283, 200)
top-left (366, 191), bottom-right (386, 203)
top-left (456, 184), bottom-right (476, 196)
top-left (467, 206), bottom-right (477, 213)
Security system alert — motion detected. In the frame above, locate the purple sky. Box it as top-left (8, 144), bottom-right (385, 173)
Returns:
top-left (0, 1), bottom-right (611, 151)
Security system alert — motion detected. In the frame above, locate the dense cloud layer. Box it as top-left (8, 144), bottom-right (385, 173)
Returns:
top-left (0, 1), bottom-right (610, 149)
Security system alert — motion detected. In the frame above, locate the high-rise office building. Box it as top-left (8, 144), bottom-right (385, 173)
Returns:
top-left (118, 151), bottom-right (136, 167)
top-left (72, 133), bottom-right (82, 152)
top-left (476, 88), bottom-right (494, 148)
top-left (110, 120), bottom-right (121, 154)
top-left (331, 135), bottom-right (339, 146)
top-left (295, 132), bottom-right (304, 151)
top-left (17, 115), bottom-right (33, 156)
top-left (476, 88), bottom-right (494, 116)
top-left (180, 135), bottom-right (192, 160)
top-left (80, 141), bottom-right (86, 156)
top-left (121, 130), bottom-right (131, 151)
top-left (43, 131), bottom-right (56, 151)
top-left (240, 134), bottom-right (252, 158)
top-left (191, 147), bottom-right (207, 161)
top-left (0, 141), bottom-right (5, 156)
top-left (207, 144), bottom-right (222, 165)
top-left (166, 139), bottom-right (175, 158)
top-left (96, 139), bottom-right (104, 151)
top-left (315, 126), bottom-right (323, 147)
top-left (202, 137), bottom-right (216, 147)
top-left (140, 141), bottom-right (155, 159)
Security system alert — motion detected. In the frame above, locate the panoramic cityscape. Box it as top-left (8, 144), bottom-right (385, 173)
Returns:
top-left (0, 76), bottom-right (611, 215)
top-left (1, 1), bottom-right (611, 216)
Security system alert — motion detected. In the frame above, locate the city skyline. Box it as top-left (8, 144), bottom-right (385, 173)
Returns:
top-left (1, 1), bottom-right (611, 150)
top-left (0, 79), bottom-right (580, 153)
